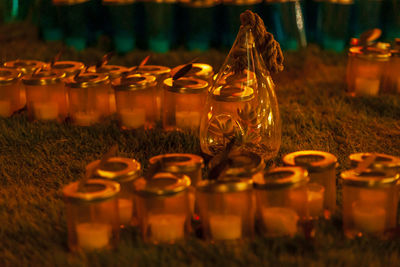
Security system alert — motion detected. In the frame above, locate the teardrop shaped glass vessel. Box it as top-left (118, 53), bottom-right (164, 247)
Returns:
top-left (199, 26), bottom-right (281, 161)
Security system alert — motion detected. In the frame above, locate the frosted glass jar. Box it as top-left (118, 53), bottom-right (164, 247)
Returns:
top-left (113, 74), bottom-right (157, 129)
top-left (163, 77), bottom-right (208, 132)
top-left (22, 71), bottom-right (68, 122)
top-left (171, 63), bottom-right (214, 83)
top-left (133, 173), bottom-right (191, 244)
top-left (340, 169), bottom-right (399, 238)
top-left (196, 178), bottom-right (254, 241)
top-left (66, 73), bottom-right (112, 126)
top-left (63, 179), bottom-right (120, 252)
top-left (87, 157), bottom-right (141, 227)
top-left (0, 68), bottom-right (22, 117)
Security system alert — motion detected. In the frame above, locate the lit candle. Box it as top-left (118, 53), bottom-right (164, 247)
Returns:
top-left (74, 111), bottom-right (99, 126)
top-left (352, 202), bottom-right (386, 234)
top-left (262, 207), bottom-right (299, 237)
top-left (33, 102), bottom-right (59, 120)
top-left (118, 198), bottom-right (133, 226)
top-left (355, 77), bottom-right (380, 96)
top-left (148, 214), bottom-right (186, 243)
top-left (76, 222), bottom-right (111, 251)
top-left (119, 108), bottom-right (146, 129)
top-left (0, 100), bottom-right (12, 117)
top-left (209, 214), bottom-right (242, 240)
top-left (175, 111), bottom-right (201, 129)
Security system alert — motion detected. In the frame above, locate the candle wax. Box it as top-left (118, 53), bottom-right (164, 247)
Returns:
top-left (74, 112), bottom-right (99, 126)
top-left (76, 222), bottom-right (111, 251)
top-left (33, 102), bottom-right (59, 120)
top-left (355, 77), bottom-right (380, 96)
top-left (262, 207), bottom-right (298, 237)
top-left (148, 214), bottom-right (186, 243)
top-left (352, 202), bottom-right (386, 234)
top-left (120, 108), bottom-right (146, 129)
top-left (118, 198), bottom-right (133, 226)
top-left (175, 111), bottom-right (201, 129)
top-left (209, 214), bottom-right (242, 240)
top-left (0, 100), bottom-right (12, 117)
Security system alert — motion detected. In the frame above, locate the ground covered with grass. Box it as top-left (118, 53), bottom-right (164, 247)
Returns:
top-left (1, 23), bottom-right (400, 266)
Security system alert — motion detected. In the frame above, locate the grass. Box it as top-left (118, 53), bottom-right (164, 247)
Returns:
top-left (1, 26), bottom-right (400, 266)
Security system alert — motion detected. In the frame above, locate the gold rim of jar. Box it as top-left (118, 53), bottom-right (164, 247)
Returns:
top-left (0, 68), bottom-right (21, 85)
top-left (133, 65), bottom-right (171, 77)
top-left (149, 153), bottom-right (204, 173)
top-left (102, 0), bottom-right (136, 5)
top-left (53, 0), bottom-right (90, 5)
top-left (219, 151), bottom-right (265, 178)
top-left (349, 153), bottom-right (400, 171)
top-left (113, 74), bottom-right (157, 91)
top-left (283, 150), bottom-right (338, 173)
top-left (65, 73), bottom-right (110, 88)
top-left (196, 178), bottom-right (252, 193)
top-left (3, 60), bottom-right (47, 75)
top-left (51, 61), bottom-right (85, 77)
top-left (172, 63), bottom-right (214, 80)
top-left (88, 65), bottom-right (129, 80)
top-left (87, 157), bottom-right (142, 183)
top-left (253, 166), bottom-right (309, 190)
top-left (181, 0), bottom-right (219, 7)
top-left (340, 169), bottom-right (399, 188)
top-left (63, 179), bottom-right (120, 202)
top-left (212, 85), bottom-right (254, 102)
top-left (353, 46), bottom-right (391, 62)
top-left (223, 0), bottom-right (261, 5)
top-left (164, 77), bottom-right (209, 94)
top-left (133, 172), bottom-right (191, 196)
top-left (22, 71), bottom-right (65, 86)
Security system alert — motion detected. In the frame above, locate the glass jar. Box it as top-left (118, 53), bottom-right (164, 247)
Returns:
top-left (349, 153), bottom-right (400, 175)
top-left (0, 68), bottom-right (21, 117)
top-left (113, 74), bottom-right (157, 129)
top-left (66, 73), bottom-right (112, 126)
top-left (171, 63), bottom-right (214, 84)
top-left (386, 48), bottom-right (400, 94)
top-left (63, 179), bottom-right (120, 252)
top-left (22, 71), bottom-right (68, 122)
top-left (340, 169), bottom-right (399, 238)
top-left (3, 60), bottom-right (47, 109)
top-left (283, 150), bottom-right (337, 219)
top-left (87, 157), bottom-right (141, 227)
top-left (253, 167), bottom-right (309, 237)
top-left (133, 172), bottom-right (191, 243)
top-left (163, 77), bottom-right (208, 132)
top-left (346, 45), bottom-right (391, 96)
top-left (51, 61), bottom-right (85, 79)
top-left (196, 178), bottom-right (254, 241)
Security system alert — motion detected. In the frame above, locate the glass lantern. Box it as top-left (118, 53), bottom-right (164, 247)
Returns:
top-left (346, 44), bottom-right (391, 96)
top-left (113, 74), bottom-right (157, 130)
top-left (66, 73), bottom-right (112, 126)
top-left (63, 179), bottom-right (120, 252)
top-left (283, 150), bottom-right (337, 219)
top-left (51, 61), bottom-right (85, 80)
top-left (253, 166), bottom-right (309, 237)
top-left (133, 172), bottom-right (191, 243)
top-left (171, 63), bottom-right (214, 84)
top-left (22, 71), bottom-right (68, 122)
top-left (163, 77), bottom-right (209, 132)
top-left (349, 153), bottom-right (400, 175)
top-left (196, 178), bottom-right (254, 241)
top-left (0, 68), bottom-right (21, 117)
top-left (87, 157), bottom-right (141, 227)
top-left (340, 169), bottom-right (399, 238)
top-left (3, 60), bottom-right (47, 109)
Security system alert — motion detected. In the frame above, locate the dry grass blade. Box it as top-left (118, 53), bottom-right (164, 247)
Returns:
top-left (129, 55), bottom-right (151, 74)
top-left (173, 63), bottom-right (193, 81)
top-left (145, 159), bottom-right (164, 181)
top-left (354, 153), bottom-right (377, 174)
top-left (208, 137), bottom-right (236, 180)
top-left (50, 48), bottom-right (63, 68)
top-left (359, 28), bottom-right (381, 47)
top-left (96, 52), bottom-right (115, 70)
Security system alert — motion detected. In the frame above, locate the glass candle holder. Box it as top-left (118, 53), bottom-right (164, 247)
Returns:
top-left (134, 65), bottom-right (171, 121)
top-left (253, 167), bottom-right (309, 237)
top-left (63, 179), bottom-right (120, 252)
top-left (133, 172), bottom-right (191, 243)
top-left (3, 60), bottom-right (47, 109)
top-left (283, 150), bottom-right (337, 219)
top-left (171, 63), bottom-right (214, 84)
top-left (196, 178), bottom-right (254, 241)
top-left (66, 73), bottom-right (112, 126)
top-left (102, 0), bottom-right (136, 53)
top-left (346, 45), bottom-right (391, 96)
top-left (0, 68), bottom-right (21, 117)
top-left (113, 74), bottom-right (157, 129)
top-left (22, 71), bottom-right (68, 122)
top-left (87, 157), bottom-right (141, 227)
top-left (340, 169), bottom-right (399, 238)
top-left (264, 0), bottom-right (307, 51)
top-left (51, 61), bottom-right (85, 79)
top-left (349, 153), bottom-right (400, 175)
top-left (163, 77), bottom-right (208, 132)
